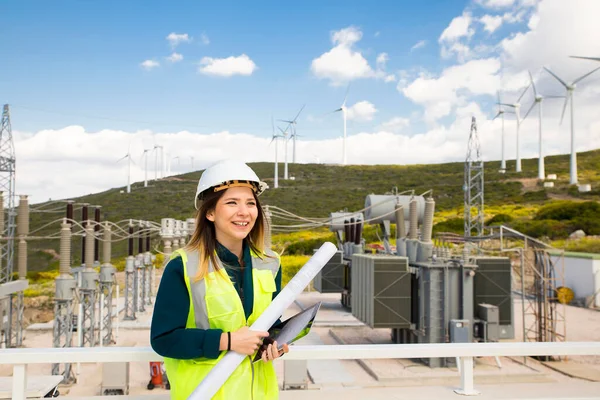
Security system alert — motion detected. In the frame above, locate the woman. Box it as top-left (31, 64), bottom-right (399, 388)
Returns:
top-left (151, 160), bottom-right (289, 399)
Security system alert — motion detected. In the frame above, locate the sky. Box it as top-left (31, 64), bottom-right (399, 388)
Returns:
top-left (2, 0), bottom-right (600, 204)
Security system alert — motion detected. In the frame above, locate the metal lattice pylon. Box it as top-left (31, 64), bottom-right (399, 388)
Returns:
top-left (464, 116), bottom-right (484, 238)
top-left (0, 104), bottom-right (16, 284)
top-left (98, 282), bottom-right (114, 346)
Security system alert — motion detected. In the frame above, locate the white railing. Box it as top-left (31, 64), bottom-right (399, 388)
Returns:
top-left (2, 342), bottom-right (600, 399)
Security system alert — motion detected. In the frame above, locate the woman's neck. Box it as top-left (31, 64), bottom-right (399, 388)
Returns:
top-left (217, 236), bottom-right (244, 260)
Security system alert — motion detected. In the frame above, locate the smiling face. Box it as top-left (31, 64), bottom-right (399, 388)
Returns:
top-left (206, 186), bottom-right (258, 250)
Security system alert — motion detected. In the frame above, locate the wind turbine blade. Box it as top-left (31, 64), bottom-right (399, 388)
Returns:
top-left (271, 115), bottom-right (275, 136)
top-left (342, 83), bottom-right (350, 106)
top-left (528, 70), bottom-right (537, 97)
top-left (522, 102), bottom-right (536, 121)
top-left (559, 96), bottom-right (569, 125)
top-left (492, 111), bottom-right (502, 120)
top-left (497, 91), bottom-right (502, 106)
top-left (278, 126), bottom-right (288, 135)
top-left (278, 119), bottom-right (294, 124)
top-left (544, 66), bottom-right (569, 88)
top-left (570, 56), bottom-right (600, 62)
top-left (545, 95), bottom-right (565, 99)
top-left (116, 155), bottom-right (128, 163)
top-left (573, 65), bottom-right (600, 85)
top-left (292, 104), bottom-right (306, 123)
top-left (517, 84), bottom-right (530, 103)
top-left (498, 103), bottom-right (516, 108)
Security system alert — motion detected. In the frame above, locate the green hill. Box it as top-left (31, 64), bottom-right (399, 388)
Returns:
top-left (25, 149), bottom-right (600, 272)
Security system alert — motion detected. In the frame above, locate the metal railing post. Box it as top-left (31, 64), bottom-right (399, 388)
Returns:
top-left (12, 364), bottom-right (27, 400)
top-left (454, 356), bottom-right (480, 396)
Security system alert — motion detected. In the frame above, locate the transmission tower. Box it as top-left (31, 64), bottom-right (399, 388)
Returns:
top-left (464, 116), bottom-right (484, 237)
top-left (0, 104), bottom-right (16, 285)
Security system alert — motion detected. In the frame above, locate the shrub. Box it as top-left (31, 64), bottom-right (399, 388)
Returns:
top-left (280, 255), bottom-right (310, 287)
top-left (486, 213), bottom-right (514, 225)
top-left (433, 218), bottom-right (464, 235)
top-left (511, 219), bottom-right (571, 240)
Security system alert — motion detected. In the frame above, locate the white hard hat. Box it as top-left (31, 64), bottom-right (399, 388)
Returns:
top-left (194, 160), bottom-right (268, 210)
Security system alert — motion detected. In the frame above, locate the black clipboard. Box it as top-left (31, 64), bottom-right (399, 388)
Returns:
top-left (253, 302), bottom-right (322, 363)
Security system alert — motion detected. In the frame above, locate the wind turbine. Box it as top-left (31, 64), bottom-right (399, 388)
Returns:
top-left (171, 155), bottom-right (180, 175)
top-left (329, 85), bottom-right (350, 165)
top-left (142, 149), bottom-right (151, 187)
top-left (521, 71), bottom-right (564, 180)
top-left (277, 126), bottom-right (290, 180)
top-left (279, 104), bottom-right (305, 164)
top-left (270, 116), bottom-right (284, 189)
top-left (493, 91), bottom-right (507, 172)
top-left (544, 64), bottom-right (600, 184)
top-left (498, 84), bottom-right (530, 173)
top-left (570, 56), bottom-right (600, 62)
top-left (153, 144), bottom-right (164, 180)
top-left (117, 146), bottom-right (134, 193)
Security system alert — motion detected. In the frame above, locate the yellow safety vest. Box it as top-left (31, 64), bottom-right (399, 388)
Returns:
top-left (163, 248), bottom-right (280, 400)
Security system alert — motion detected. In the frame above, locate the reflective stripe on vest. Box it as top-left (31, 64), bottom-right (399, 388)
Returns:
top-left (163, 247), bottom-right (280, 400)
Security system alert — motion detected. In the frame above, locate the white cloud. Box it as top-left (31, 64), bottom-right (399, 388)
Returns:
top-left (166, 52), bottom-right (183, 63)
top-left (198, 54), bottom-right (257, 77)
top-left (200, 33), bottom-right (210, 45)
top-left (346, 101), bottom-right (377, 121)
top-left (384, 74), bottom-right (397, 83)
top-left (332, 26), bottom-right (363, 46)
top-left (411, 40), bottom-right (427, 51)
top-left (376, 52), bottom-right (389, 69)
top-left (311, 26), bottom-right (375, 86)
top-left (378, 117), bottom-right (410, 132)
top-left (439, 12), bottom-right (475, 42)
top-left (480, 15), bottom-right (504, 33)
top-left (140, 60), bottom-right (160, 70)
top-left (166, 32), bottom-right (191, 48)
top-left (439, 13), bottom-right (475, 61)
top-left (401, 58), bottom-right (502, 123)
top-left (476, 0), bottom-right (516, 9)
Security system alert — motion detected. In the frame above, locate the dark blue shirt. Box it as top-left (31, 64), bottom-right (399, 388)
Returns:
top-left (150, 242), bottom-right (282, 360)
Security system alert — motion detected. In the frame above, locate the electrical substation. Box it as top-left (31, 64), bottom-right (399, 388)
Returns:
top-left (0, 102), bottom-right (584, 397)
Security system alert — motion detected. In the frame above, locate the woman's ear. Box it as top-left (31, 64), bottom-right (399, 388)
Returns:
top-left (206, 210), bottom-right (215, 222)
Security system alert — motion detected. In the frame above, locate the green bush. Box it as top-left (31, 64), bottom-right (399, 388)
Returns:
top-left (486, 213), bottom-right (513, 225)
top-left (433, 218), bottom-right (464, 235)
top-left (512, 219), bottom-right (571, 239)
top-left (535, 201), bottom-right (600, 221)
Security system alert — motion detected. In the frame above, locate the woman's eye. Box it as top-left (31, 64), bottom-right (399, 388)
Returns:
top-left (226, 201), bottom-right (236, 205)
top-left (247, 202), bottom-right (256, 206)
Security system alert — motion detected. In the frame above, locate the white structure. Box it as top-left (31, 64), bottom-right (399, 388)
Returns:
top-left (549, 250), bottom-right (600, 308)
top-left (279, 105), bottom-right (305, 164)
top-left (331, 85), bottom-right (350, 165)
top-left (270, 117), bottom-right (284, 189)
top-left (498, 85), bottom-right (530, 173)
top-left (493, 92), bottom-right (507, 172)
top-left (116, 150), bottom-right (133, 193)
top-left (544, 65), bottom-right (600, 185)
top-left (521, 71), bottom-right (564, 180)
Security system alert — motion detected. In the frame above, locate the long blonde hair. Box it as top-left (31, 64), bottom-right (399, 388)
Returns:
top-left (185, 188), bottom-right (267, 282)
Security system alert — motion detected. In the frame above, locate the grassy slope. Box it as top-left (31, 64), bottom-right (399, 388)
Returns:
top-left (26, 149), bottom-right (600, 272)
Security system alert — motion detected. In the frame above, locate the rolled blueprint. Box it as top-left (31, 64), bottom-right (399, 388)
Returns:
top-left (188, 241), bottom-right (338, 400)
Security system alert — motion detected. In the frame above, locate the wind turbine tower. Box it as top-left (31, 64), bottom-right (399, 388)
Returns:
top-left (544, 65), bottom-right (600, 185)
top-left (521, 71), bottom-right (564, 180)
top-left (330, 85), bottom-right (350, 165)
top-left (117, 148), bottom-right (133, 193)
top-left (270, 117), bottom-right (284, 189)
top-left (279, 104), bottom-right (305, 164)
top-left (498, 85), bottom-right (530, 173)
top-left (493, 92), bottom-right (507, 172)
top-left (142, 149), bottom-right (150, 187)
top-left (278, 127), bottom-right (290, 180)
top-left (153, 144), bottom-right (163, 180)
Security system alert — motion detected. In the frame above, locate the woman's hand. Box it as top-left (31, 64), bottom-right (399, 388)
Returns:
top-left (261, 341), bottom-right (289, 363)
top-left (225, 327), bottom-right (269, 355)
